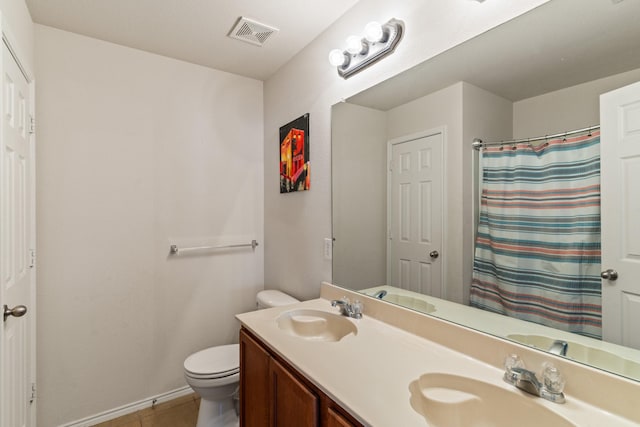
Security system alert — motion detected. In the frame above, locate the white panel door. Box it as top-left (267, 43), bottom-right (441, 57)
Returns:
top-left (600, 80), bottom-right (640, 350)
top-left (388, 132), bottom-right (443, 297)
top-left (1, 40), bottom-right (34, 427)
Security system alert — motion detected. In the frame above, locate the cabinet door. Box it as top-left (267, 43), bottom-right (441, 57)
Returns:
top-left (240, 329), bottom-right (271, 427)
top-left (270, 358), bottom-right (319, 427)
top-left (326, 406), bottom-right (359, 427)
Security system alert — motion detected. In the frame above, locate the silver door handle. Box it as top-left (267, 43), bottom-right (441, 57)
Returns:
top-left (430, 250), bottom-right (439, 259)
top-left (3, 304), bottom-right (27, 322)
top-left (600, 269), bottom-right (618, 281)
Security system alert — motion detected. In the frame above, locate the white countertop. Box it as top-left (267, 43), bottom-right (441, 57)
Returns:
top-left (361, 285), bottom-right (640, 379)
top-left (236, 290), bottom-right (639, 426)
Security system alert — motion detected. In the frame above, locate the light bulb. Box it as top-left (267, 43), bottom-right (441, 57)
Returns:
top-left (364, 21), bottom-right (384, 43)
top-left (346, 35), bottom-right (364, 54)
top-left (328, 49), bottom-right (348, 67)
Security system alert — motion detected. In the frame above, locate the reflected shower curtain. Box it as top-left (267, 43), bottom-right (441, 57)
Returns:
top-left (470, 131), bottom-right (602, 339)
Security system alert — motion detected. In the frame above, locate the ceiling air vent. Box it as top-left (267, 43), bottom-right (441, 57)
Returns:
top-left (228, 17), bottom-right (279, 47)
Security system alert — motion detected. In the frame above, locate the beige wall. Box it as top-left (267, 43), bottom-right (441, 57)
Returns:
top-left (461, 82), bottom-right (512, 303)
top-left (514, 68), bottom-right (640, 137)
top-left (0, 0), bottom-right (34, 73)
top-left (263, 0), bottom-right (550, 301)
top-left (35, 25), bottom-right (264, 426)
top-left (331, 102), bottom-right (387, 290)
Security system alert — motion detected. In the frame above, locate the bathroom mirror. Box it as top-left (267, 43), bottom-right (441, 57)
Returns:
top-left (331, 0), bottom-right (640, 382)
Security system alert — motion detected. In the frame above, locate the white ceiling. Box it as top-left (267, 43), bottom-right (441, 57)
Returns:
top-left (25, 0), bottom-right (360, 81)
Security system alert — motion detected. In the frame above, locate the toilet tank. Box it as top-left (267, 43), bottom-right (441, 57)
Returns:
top-left (256, 290), bottom-right (299, 309)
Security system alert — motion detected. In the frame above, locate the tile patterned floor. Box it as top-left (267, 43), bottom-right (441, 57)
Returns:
top-left (93, 394), bottom-right (200, 427)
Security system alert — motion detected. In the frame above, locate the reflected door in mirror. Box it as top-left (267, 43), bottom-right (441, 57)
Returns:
top-left (389, 132), bottom-right (443, 297)
top-left (601, 81), bottom-right (640, 350)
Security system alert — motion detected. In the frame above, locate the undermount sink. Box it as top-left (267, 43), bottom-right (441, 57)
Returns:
top-left (276, 309), bottom-right (358, 342)
top-left (507, 334), bottom-right (640, 378)
top-left (409, 373), bottom-right (576, 427)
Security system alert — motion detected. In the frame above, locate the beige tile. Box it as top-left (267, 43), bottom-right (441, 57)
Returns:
top-left (140, 400), bottom-right (198, 427)
top-left (138, 393), bottom-right (198, 417)
top-left (92, 394), bottom-right (199, 427)
top-left (91, 412), bottom-right (141, 427)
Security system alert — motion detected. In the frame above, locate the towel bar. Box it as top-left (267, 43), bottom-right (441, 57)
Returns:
top-left (169, 240), bottom-right (258, 255)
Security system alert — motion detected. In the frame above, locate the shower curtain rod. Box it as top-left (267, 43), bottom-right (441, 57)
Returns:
top-left (471, 124), bottom-right (600, 150)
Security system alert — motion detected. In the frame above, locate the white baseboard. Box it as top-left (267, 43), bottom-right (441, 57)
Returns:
top-left (58, 386), bottom-right (194, 427)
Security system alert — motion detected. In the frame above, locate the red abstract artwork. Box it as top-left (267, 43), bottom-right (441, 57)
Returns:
top-left (280, 114), bottom-right (310, 193)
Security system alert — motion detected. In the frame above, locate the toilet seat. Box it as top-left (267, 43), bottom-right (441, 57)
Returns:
top-left (186, 369), bottom-right (239, 380)
top-left (184, 344), bottom-right (239, 380)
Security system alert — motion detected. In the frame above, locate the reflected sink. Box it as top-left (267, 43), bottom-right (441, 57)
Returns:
top-left (409, 373), bottom-right (575, 427)
top-left (383, 293), bottom-right (436, 314)
top-left (507, 334), bottom-right (640, 378)
top-left (276, 309), bottom-right (357, 342)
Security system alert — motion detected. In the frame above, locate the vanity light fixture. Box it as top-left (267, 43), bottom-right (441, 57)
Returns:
top-left (328, 18), bottom-right (404, 79)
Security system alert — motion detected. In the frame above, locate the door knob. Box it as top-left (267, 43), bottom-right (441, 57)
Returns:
top-left (3, 304), bottom-right (27, 322)
top-left (600, 269), bottom-right (618, 281)
top-left (430, 250), bottom-right (439, 259)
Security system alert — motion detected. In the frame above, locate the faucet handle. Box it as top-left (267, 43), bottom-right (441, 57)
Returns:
top-left (504, 354), bottom-right (525, 372)
top-left (351, 300), bottom-right (363, 318)
top-left (503, 354), bottom-right (526, 384)
top-left (541, 362), bottom-right (566, 394)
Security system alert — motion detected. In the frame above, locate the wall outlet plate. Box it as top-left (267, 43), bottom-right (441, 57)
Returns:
top-left (324, 238), bottom-right (333, 260)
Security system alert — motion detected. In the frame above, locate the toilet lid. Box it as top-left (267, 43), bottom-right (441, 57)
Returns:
top-left (257, 290), bottom-right (300, 308)
top-left (184, 344), bottom-right (239, 377)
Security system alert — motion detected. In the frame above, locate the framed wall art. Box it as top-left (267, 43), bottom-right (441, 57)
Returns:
top-left (279, 113), bottom-right (310, 193)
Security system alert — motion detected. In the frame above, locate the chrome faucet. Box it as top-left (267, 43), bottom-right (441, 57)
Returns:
top-left (548, 340), bottom-right (569, 356)
top-left (331, 298), bottom-right (363, 319)
top-left (503, 355), bottom-right (566, 403)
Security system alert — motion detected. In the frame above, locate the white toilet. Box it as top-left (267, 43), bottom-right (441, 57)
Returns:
top-left (184, 290), bottom-right (299, 427)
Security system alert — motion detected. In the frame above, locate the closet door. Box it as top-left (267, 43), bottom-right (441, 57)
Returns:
top-left (1, 39), bottom-right (35, 427)
top-left (600, 80), bottom-right (640, 350)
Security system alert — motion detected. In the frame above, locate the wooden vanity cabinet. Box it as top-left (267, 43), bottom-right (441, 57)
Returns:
top-left (239, 328), bottom-right (270, 426)
top-left (325, 405), bottom-right (359, 427)
top-left (240, 328), bottom-right (363, 427)
top-left (270, 357), bottom-right (319, 425)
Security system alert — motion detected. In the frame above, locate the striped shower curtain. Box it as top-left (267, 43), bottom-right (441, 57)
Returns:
top-left (470, 131), bottom-right (602, 339)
